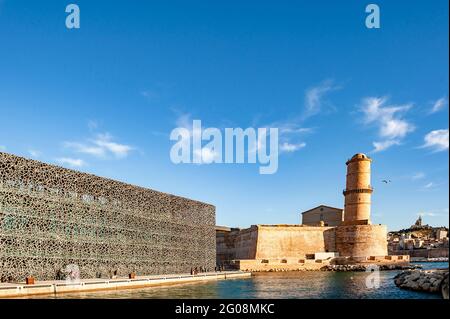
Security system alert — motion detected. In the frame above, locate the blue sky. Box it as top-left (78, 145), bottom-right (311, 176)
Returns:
top-left (0, 0), bottom-right (448, 230)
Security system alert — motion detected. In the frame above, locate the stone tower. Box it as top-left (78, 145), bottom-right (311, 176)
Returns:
top-left (335, 153), bottom-right (387, 257)
top-left (342, 153), bottom-right (373, 225)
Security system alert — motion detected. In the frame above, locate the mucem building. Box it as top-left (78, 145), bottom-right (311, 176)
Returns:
top-left (0, 152), bottom-right (216, 281)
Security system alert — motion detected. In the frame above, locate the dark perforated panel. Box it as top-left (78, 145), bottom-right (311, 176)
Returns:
top-left (0, 152), bottom-right (215, 281)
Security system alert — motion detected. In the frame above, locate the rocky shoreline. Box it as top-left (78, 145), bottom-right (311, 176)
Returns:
top-left (410, 257), bottom-right (449, 262)
top-left (394, 268), bottom-right (449, 299)
top-left (247, 264), bottom-right (421, 272)
top-left (321, 264), bottom-right (421, 272)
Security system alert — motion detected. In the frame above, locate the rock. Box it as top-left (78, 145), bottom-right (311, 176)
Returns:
top-left (432, 279), bottom-right (441, 287)
top-left (395, 273), bottom-right (408, 285)
top-left (422, 283), bottom-right (431, 291)
top-left (441, 274), bottom-right (449, 299)
top-left (395, 277), bottom-right (404, 286)
top-left (409, 271), bottom-right (421, 281)
top-left (394, 268), bottom-right (449, 298)
top-left (418, 277), bottom-right (427, 286)
top-left (409, 281), bottom-right (419, 290)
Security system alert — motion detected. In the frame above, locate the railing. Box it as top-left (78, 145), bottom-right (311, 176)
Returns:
top-left (343, 186), bottom-right (374, 195)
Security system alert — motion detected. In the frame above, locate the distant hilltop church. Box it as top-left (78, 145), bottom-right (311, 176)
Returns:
top-left (217, 153), bottom-right (409, 271)
top-left (415, 215), bottom-right (423, 227)
top-left (410, 215), bottom-right (432, 230)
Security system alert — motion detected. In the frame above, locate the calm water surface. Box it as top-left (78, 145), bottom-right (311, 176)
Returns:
top-left (38, 262), bottom-right (448, 299)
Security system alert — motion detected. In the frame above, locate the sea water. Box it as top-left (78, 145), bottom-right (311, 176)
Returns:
top-left (35, 262), bottom-right (448, 299)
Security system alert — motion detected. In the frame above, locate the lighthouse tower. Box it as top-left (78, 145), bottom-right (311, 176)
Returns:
top-left (342, 153), bottom-right (373, 225)
top-left (335, 153), bottom-right (388, 257)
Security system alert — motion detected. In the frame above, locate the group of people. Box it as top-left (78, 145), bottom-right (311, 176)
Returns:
top-left (190, 266), bottom-right (207, 275)
top-left (215, 265), bottom-right (225, 272)
top-left (189, 265), bottom-right (227, 275)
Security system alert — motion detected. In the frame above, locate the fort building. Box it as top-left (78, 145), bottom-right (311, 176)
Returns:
top-left (301, 205), bottom-right (343, 227)
top-left (217, 153), bottom-right (407, 271)
top-left (0, 152), bottom-right (216, 281)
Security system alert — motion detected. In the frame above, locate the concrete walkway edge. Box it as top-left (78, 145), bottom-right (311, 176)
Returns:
top-left (0, 271), bottom-right (251, 298)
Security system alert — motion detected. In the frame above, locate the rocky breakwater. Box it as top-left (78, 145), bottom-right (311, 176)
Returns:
top-left (394, 268), bottom-right (449, 299)
top-left (322, 264), bottom-right (421, 272)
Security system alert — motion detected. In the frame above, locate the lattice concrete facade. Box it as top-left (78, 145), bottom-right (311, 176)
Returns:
top-left (0, 152), bottom-right (216, 281)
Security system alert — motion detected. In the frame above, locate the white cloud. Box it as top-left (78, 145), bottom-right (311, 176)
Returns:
top-left (263, 121), bottom-right (311, 155)
top-left (230, 81), bottom-right (332, 155)
top-left (304, 80), bottom-right (340, 118)
top-left (28, 149), bottom-right (41, 158)
top-left (430, 97), bottom-right (448, 114)
top-left (246, 121), bottom-right (307, 156)
top-left (200, 148), bottom-right (217, 163)
top-left (279, 142), bottom-right (306, 153)
top-left (174, 113), bottom-right (221, 164)
top-left (63, 142), bottom-right (105, 157)
top-left (422, 129), bottom-right (449, 152)
top-left (275, 123), bottom-right (313, 135)
top-left (361, 97), bottom-right (414, 139)
top-left (93, 133), bottom-right (134, 158)
top-left (418, 211), bottom-right (439, 217)
top-left (175, 113), bottom-right (190, 128)
top-left (418, 208), bottom-right (449, 217)
top-left (56, 157), bottom-right (85, 168)
top-left (64, 133), bottom-right (134, 159)
top-left (173, 111), bottom-right (310, 160)
top-left (379, 119), bottom-right (413, 139)
top-left (424, 182), bottom-right (434, 189)
top-left (360, 97), bottom-right (415, 153)
top-left (140, 90), bottom-right (159, 101)
top-left (418, 212), bottom-right (435, 217)
top-left (372, 140), bottom-right (401, 153)
top-left (193, 147), bottom-right (220, 164)
top-left (175, 113), bottom-right (202, 140)
top-left (411, 172), bottom-right (425, 180)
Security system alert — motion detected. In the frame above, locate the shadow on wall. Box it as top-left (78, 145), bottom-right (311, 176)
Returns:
top-left (323, 227), bottom-right (336, 253)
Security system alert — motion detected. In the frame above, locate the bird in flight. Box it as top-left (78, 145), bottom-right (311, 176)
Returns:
top-left (381, 180), bottom-right (392, 184)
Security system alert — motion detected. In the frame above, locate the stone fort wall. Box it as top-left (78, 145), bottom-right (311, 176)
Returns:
top-left (0, 152), bottom-right (216, 281)
top-left (217, 225), bottom-right (336, 264)
top-left (255, 225), bottom-right (336, 258)
top-left (216, 226), bottom-right (259, 263)
top-left (217, 224), bottom-right (388, 264)
top-left (335, 225), bottom-right (387, 257)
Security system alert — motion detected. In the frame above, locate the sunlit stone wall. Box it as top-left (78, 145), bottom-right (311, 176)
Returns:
top-left (335, 224), bottom-right (388, 257)
top-left (0, 152), bottom-right (215, 281)
top-left (216, 225), bottom-right (336, 264)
